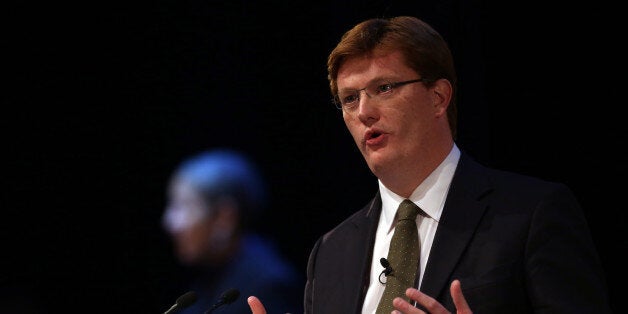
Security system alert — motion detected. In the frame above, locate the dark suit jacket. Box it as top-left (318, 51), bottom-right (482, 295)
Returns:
top-left (176, 234), bottom-right (303, 314)
top-left (304, 152), bottom-right (611, 313)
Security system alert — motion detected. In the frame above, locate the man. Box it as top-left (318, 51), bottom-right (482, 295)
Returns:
top-left (248, 16), bottom-right (611, 313)
top-left (162, 149), bottom-right (303, 314)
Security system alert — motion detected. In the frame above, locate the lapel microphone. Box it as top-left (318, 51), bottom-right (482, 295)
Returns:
top-left (379, 257), bottom-right (394, 284)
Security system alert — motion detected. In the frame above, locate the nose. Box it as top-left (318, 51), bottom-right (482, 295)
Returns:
top-left (356, 90), bottom-right (379, 123)
top-left (356, 87), bottom-right (371, 100)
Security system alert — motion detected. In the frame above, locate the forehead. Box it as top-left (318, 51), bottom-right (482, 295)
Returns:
top-left (336, 50), bottom-right (415, 88)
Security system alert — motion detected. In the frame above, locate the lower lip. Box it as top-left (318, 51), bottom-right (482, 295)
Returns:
top-left (366, 134), bottom-right (387, 146)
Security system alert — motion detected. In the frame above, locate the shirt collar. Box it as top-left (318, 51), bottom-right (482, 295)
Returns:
top-left (379, 144), bottom-right (461, 230)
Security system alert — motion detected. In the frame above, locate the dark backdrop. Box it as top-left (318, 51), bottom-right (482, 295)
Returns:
top-left (4, 0), bottom-right (624, 313)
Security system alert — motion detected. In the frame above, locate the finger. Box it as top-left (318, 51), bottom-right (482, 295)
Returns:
top-left (247, 296), bottom-right (267, 314)
top-left (404, 288), bottom-right (449, 314)
top-left (392, 296), bottom-right (426, 314)
top-left (450, 280), bottom-right (472, 314)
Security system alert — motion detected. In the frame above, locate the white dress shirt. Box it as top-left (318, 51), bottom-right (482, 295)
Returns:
top-left (361, 144), bottom-right (460, 314)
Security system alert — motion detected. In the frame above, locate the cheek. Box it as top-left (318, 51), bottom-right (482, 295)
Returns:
top-left (394, 104), bottom-right (431, 140)
top-left (399, 97), bottom-right (432, 122)
top-left (343, 116), bottom-right (362, 140)
top-left (178, 225), bottom-right (207, 249)
top-left (342, 113), bottom-right (352, 126)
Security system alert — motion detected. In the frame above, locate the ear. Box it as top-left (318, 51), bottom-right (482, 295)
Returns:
top-left (430, 78), bottom-right (453, 118)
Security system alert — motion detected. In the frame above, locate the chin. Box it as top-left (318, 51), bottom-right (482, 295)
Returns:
top-left (366, 150), bottom-right (398, 175)
top-left (365, 157), bottom-right (384, 177)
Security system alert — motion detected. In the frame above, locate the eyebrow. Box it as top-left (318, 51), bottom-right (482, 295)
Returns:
top-left (338, 78), bottom-right (394, 91)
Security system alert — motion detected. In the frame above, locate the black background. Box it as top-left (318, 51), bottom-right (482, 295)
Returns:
top-left (4, 0), bottom-right (625, 313)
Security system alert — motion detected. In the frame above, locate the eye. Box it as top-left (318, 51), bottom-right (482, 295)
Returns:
top-left (341, 92), bottom-right (359, 105)
top-left (375, 82), bottom-right (394, 94)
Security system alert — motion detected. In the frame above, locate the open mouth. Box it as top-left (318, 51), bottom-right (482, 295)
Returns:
top-left (368, 132), bottom-right (382, 140)
top-left (365, 130), bottom-right (385, 145)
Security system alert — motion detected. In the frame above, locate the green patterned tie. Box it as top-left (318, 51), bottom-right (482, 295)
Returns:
top-left (376, 199), bottom-right (421, 314)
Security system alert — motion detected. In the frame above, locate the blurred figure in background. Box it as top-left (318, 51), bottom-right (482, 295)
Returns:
top-left (162, 148), bottom-right (303, 314)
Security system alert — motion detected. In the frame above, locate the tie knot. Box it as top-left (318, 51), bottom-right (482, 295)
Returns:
top-left (397, 199), bottom-right (420, 221)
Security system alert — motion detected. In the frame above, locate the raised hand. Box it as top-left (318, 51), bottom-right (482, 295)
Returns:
top-left (391, 280), bottom-right (472, 314)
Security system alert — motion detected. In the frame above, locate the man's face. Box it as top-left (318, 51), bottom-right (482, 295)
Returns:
top-left (336, 50), bottom-right (440, 182)
top-left (162, 178), bottom-right (213, 265)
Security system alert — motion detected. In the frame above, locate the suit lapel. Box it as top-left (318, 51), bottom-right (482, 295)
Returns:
top-left (420, 153), bottom-right (491, 300)
top-left (311, 193), bottom-right (382, 314)
top-left (343, 194), bottom-right (382, 313)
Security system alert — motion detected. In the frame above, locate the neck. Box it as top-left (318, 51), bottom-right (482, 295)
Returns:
top-left (380, 141), bottom-right (453, 198)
